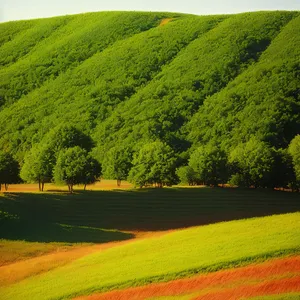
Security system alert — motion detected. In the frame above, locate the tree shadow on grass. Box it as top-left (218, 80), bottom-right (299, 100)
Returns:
top-left (1, 188), bottom-right (300, 233)
top-left (0, 219), bottom-right (134, 243)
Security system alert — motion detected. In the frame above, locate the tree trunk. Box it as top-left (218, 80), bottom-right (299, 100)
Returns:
top-left (5, 184), bottom-right (8, 191)
top-left (41, 182), bottom-right (44, 192)
top-left (117, 179), bottom-right (121, 187)
top-left (68, 184), bottom-right (73, 193)
top-left (0, 183), bottom-right (1, 191)
top-left (84, 184), bottom-right (87, 191)
top-left (38, 179), bottom-right (41, 192)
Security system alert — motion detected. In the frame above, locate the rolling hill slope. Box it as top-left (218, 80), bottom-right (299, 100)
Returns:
top-left (0, 11), bottom-right (299, 183)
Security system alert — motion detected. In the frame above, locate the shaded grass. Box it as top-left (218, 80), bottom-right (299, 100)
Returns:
top-left (0, 187), bottom-right (299, 265)
top-left (0, 221), bottom-right (133, 243)
top-left (1, 187), bottom-right (299, 233)
top-left (1, 213), bottom-right (299, 300)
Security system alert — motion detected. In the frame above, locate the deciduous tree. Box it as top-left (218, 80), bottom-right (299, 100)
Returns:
top-left (20, 146), bottom-right (54, 191)
top-left (189, 144), bottom-right (228, 186)
top-left (176, 166), bottom-right (198, 185)
top-left (288, 135), bottom-right (300, 190)
top-left (53, 146), bottom-right (101, 193)
top-left (0, 152), bottom-right (20, 191)
top-left (102, 146), bottom-right (132, 186)
top-left (128, 141), bottom-right (177, 187)
top-left (229, 138), bottom-right (274, 188)
top-left (44, 124), bottom-right (94, 154)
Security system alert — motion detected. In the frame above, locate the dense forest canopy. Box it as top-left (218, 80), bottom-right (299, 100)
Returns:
top-left (0, 11), bottom-right (299, 189)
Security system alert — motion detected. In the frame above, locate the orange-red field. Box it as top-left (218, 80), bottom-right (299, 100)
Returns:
top-left (74, 256), bottom-right (300, 300)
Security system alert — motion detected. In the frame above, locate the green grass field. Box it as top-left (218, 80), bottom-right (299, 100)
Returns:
top-left (0, 212), bottom-right (299, 299)
top-left (0, 187), bottom-right (299, 299)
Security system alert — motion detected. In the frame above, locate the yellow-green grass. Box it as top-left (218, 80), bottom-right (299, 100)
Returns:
top-left (1, 212), bottom-right (299, 300)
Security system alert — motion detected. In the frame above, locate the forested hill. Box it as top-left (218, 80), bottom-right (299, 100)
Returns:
top-left (0, 11), bottom-right (300, 188)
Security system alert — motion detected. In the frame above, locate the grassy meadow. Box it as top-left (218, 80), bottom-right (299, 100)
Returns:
top-left (0, 211), bottom-right (299, 299)
top-left (0, 186), bottom-right (300, 299)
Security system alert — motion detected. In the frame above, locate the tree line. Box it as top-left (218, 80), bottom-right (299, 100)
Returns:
top-left (0, 125), bottom-right (299, 192)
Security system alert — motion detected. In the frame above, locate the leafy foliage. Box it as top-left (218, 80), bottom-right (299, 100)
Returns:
top-left (0, 152), bottom-right (20, 191)
top-left (53, 146), bottom-right (101, 192)
top-left (128, 141), bottom-right (177, 187)
top-left (176, 166), bottom-right (198, 186)
top-left (189, 144), bottom-right (228, 186)
top-left (289, 135), bottom-right (300, 184)
top-left (101, 146), bottom-right (132, 186)
top-left (0, 11), bottom-right (299, 188)
top-left (229, 139), bottom-right (275, 188)
top-left (20, 145), bottom-right (54, 191)
top-left (40, 124), bottom-right (94, 154)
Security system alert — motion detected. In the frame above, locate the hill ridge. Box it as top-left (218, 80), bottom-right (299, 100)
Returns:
top-left (91, 11), bottom-right (297, 157)
top-left (0, 11), bottom-right (299, 189)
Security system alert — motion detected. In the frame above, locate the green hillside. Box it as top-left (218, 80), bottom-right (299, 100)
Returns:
top-left (0, 11), bottom-right (299, 188)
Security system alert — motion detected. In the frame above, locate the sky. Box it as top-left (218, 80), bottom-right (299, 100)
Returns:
top-left (1, 0), bottom-right (300, 22)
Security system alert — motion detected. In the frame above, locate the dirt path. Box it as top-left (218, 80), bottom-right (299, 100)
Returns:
top-left (0, 230), bottom-right (170, 286)
top-left (159, 18), bottom-right (173, 26)
top-left (74, 256), bottom-right (300, 300)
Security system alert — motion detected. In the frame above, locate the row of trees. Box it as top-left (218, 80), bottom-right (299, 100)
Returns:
top-left (176, 137), bottom-right (299, 189)
top-left (19, 126), bottom-right (100, 193)
top-left (20, 146), bottom-right (100, 193)
top-left (0, 126), bottom-right (299, 192)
